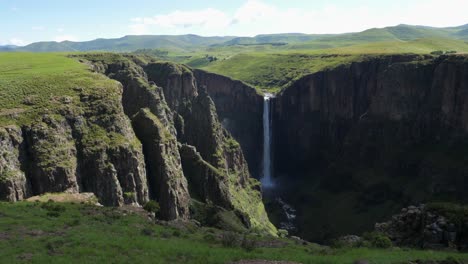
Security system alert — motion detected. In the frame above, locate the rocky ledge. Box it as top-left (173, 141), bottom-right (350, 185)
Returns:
top-left (376, 204), bottom-right (468, 250)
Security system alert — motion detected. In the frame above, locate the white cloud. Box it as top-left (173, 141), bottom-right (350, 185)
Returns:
top-left (9, 38), bottom-right (25, 46)
top-left (1, 38), bottom-right (26, 46)
top-left (54, 35), bottom-right (78, 42)
top-left (127, 0), bottom-right (468, 36)
top-left (57, 27), bottom-right (64, 33)
top-left (130, 8), bottom-right (230, 35)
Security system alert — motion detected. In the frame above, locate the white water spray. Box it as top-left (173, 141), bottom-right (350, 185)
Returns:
top-left (261, 94), bottom-right (274, 188)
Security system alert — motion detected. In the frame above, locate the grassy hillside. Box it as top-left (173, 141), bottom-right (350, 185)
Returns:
top-left (306, 38), bottom-right (468, 54)
top-left (195, 37), bottom-right (468, 92)
top-left (200, 53), bottom-right (362, 92)
top-left (1, 199), bottom-right (467, 263)
top-left (0, 52), bottom-right (117, 126)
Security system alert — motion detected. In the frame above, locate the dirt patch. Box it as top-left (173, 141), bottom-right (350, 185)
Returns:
top-left (0, 232), bottom-right (11, 240)
top-left (255, 239), bottom-right (289, 248)
top-left (118, 205), bottom-right (149, 219)
top-left (26, 229), bottom-right (45, 237)
top-left (26, 192), bottom-right (99, 204)
top-left (0, 108), bottom-right (26, 117)
top-left (16, 253), bottom-right (34, 261)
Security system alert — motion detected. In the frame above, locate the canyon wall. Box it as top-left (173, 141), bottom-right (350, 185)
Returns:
top-left (272, 54), bottom-right (468, 241)
top-left (194, 70), bottom-right (264, 177)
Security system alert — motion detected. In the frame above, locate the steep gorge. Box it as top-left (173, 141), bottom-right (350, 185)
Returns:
top-left (199, 54), bottom-right (468, 242)
top-left (2, 53), bottom-right (468, 243)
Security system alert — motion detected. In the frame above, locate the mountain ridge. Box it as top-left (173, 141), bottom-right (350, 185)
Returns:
top-left (3, 23), bottom-right (467, 52)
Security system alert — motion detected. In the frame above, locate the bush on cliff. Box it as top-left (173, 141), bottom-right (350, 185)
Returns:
top-left (362, 232), bottom-right (392, 249)
top-left (143, 200), bottom-right (160, 215)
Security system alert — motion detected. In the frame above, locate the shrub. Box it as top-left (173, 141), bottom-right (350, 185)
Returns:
top-left (103, 209), bottom-right (121, 223)
top-left (143, 200), bottom-right (160, 214)
top-left (362, 232), bottom-right (392, 248)
top-left (241, 235), bottom-right (256, 251)
top-left (141, 228), bottom-right (155, 237)
top-left (67, 219), bottom-right (81, 227)
top-left (330, 239), bottom-right (348, 249)
top-left (444, 256), bottom-right (462, 264)
top-left (41, 201), bottom-right (66, 217)
top-left (47, 211), bottom-right (61, 218)
top-left (221, 232), bottom-right (240, 247)
top-left (123, 192), bottom-right (135, 200)
top-left (172, 229), bottom-right (181, 237)
top-left (160, 230), bottom-right (172, 239)
top-left (430, 50), bottom-right (444, 55)
top-left (203, 233), bottom-right (216, 243)
top-left (426, 202), bottom-right (468, 228)
top-left (277, 229), bottom-right (288, 238)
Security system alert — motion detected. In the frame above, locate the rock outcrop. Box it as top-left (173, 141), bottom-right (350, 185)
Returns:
top-left (375, 204), bottom-right (468, 250)
top-left (194, 70), bottom-right (264, 177)
top-left (132, 108), bottom-right (190, 220)
top-left (0, 126), bottom-right (30, 201)
top-left (179, 144), bottom-right (232, 209)
top-left (22, 115), bottom-right (79, 195)
top-left (0, 73), bottom-right (149, 207)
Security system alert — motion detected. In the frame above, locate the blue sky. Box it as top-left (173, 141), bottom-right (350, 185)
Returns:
top-left (1, 0), bottom-right (467, 46)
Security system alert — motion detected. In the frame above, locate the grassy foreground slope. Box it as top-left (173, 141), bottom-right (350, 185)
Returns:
top-left (1, 200), bottom-right (467, 264)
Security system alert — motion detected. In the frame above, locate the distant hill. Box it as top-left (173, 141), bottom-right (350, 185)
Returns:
top-left (220, 33), bottom-right (334, 46)
top-left (0, 45), bottom-right (18, 51)
top-left (14, 35), bottom-right (236, 52)
top-left (220, 24), bottom-right (468, 49)
top-left (2, 23), bottom-right (467, 52)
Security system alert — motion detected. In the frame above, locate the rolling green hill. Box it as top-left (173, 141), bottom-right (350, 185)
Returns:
top-left (16, 35), bottom-right (236, 52)
top-left (4, 23), bottom-right (467, 53)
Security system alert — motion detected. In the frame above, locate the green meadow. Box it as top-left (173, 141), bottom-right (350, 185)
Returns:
top-left (0, 53), bottom-right (117, 126)
top-left (1, 201), bottom-right (467, 264)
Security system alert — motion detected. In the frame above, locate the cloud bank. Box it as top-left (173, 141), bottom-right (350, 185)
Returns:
top-left (129, 0), bottom-right (468, 36)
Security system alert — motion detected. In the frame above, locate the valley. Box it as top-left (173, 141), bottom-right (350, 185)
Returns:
top-left (1, 21), bottom-right (468, 263)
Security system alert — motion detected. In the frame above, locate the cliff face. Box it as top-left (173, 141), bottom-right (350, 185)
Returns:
top-left (272, 54), bottom-right (468, 241)
top-left (87, 57), bottom-right (190, 219)
top-left (144, 62), bottom-right (276, 234)
top-left (194, 70), bottom-right (264, 177)
top-left (0, 54), bottom-right (276, 234)
top-left (0, 75), bottom-right (150, 207)
top-left (0, 126), bottom-right (30, 201)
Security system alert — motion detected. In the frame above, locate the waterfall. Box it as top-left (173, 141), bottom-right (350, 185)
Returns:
top-left (261, 94), bottom-right (274, 188)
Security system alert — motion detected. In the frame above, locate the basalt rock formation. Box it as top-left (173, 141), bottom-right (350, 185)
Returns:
top-left (0, 74), bottom-right (149, 207)
top-left (190, 54), bottom-right (468, 242)
top-left (375, 204), bottom-right (468, 250)
top-left (271, 54), bottom-right (468, 241)
top-left (194, 70), bottom-right (264, 177)
top-left (0, 54), bottom-right (276, 234)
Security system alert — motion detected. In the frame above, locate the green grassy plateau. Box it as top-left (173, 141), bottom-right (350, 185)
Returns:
top-left (1, 200), bottom-right (467, 264)
top-left (0, 52), bottom-right (116, 126)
